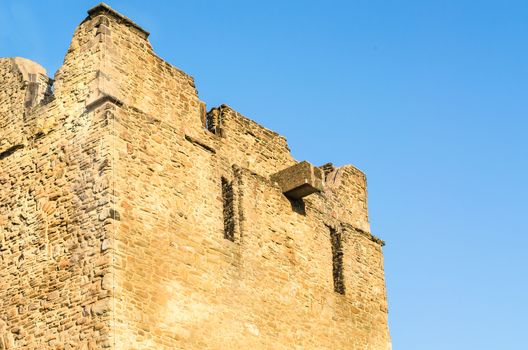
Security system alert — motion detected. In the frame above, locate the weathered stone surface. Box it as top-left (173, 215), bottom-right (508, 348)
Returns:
top-left (0, 3), bottom-right (391, 349)
top-left (271, 160), bottom-right (324, 199)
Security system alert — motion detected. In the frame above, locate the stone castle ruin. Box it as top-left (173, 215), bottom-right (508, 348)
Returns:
top-left (0, 3), bottom-right (391, 349)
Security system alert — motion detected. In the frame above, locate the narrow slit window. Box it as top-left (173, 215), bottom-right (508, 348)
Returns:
top-left (330, 227), bottom-right (345, 294)
top-left (221, 177), bottom-right (235, 241)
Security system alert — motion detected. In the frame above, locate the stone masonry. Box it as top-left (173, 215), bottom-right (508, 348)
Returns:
top-left (0, 3), bottom-right (391, 349)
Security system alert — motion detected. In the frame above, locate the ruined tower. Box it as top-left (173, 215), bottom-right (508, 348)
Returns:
top-left (0, 4), bottom-right (391, 349)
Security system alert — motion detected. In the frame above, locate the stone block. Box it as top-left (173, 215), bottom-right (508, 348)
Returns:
top-left (271, 161), bottom-right (324, 199)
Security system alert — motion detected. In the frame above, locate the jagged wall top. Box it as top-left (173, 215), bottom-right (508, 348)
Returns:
top-left (1, 2), bottom-right (373, 233)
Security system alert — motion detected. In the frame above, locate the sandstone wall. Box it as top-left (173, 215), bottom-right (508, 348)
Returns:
top-left (207, 105), bottom-right (296, 177)
top-left (0, 101), bottom-right (116, 348)
top-left (109, 102), bottom-right (390, 348)
top-left (79, 5), bottom-right (204, 131)
top-left (1, 13), bottom-right (119, 348)
top-left (0, 3), bottom-right (390, 349)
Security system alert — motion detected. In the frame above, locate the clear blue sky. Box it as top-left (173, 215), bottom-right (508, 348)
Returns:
top-left (1, 1), bottom-right (527, 349)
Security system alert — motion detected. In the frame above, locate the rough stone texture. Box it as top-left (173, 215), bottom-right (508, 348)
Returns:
top-left (0, 3), bottom-right (391, 349)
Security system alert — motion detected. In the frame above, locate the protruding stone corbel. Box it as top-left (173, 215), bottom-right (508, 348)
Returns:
top-left (271, 161), bottom-right (324, 199)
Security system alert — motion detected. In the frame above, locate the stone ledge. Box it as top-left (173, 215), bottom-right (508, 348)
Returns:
top-left (271, 161), bottom-right (324, 199)
top-left (85, 94), bottom-right (124, 112)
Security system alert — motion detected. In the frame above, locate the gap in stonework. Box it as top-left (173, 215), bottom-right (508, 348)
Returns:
top-left (329, 226), bottom-right (345, 294)
top-left (221, 176), bottom-right (235, 241)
